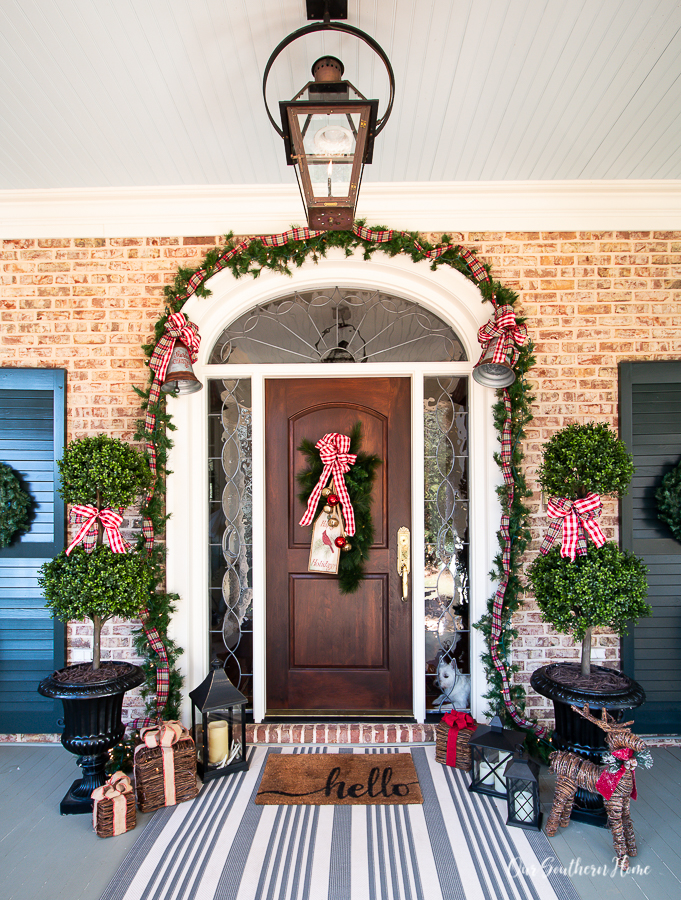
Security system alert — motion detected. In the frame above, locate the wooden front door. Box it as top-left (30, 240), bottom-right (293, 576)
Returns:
top-left (265, 377), bottom-right (412, 714)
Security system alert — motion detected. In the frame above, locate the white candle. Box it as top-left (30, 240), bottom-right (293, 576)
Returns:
top-left (208, 720), bottom-right (229, 764)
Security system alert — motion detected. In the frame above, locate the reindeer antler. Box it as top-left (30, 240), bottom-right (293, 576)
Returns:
top-left (570, 704), bottom-right (634, 733)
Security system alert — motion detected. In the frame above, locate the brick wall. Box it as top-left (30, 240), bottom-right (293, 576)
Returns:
top-left (2, 231), bottom-right (680, 731)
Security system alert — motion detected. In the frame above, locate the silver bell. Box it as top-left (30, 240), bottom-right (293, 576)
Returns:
top-left (161, 342), bottom-right (203, 394)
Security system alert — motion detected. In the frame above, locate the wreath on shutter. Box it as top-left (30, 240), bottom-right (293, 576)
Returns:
top-left (297, 422), bottom-right (381, 594)
top-left (656, 457), bottom-right (681, 543)
top-left (0, 462), bottom-right (32, 548)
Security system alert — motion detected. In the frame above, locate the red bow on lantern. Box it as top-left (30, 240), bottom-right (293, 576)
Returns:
top-left (441, 711), bottom-right (477, 767)
top-left (299, 433), bottom-right (358, 535)
top-left (540, 493), bottom-right (606, 561)
top-left (476, 305), bottom-right (527, 367)
top-left (596, 748), bottom-right (638, 801)
top-left (66, 505), bottom-right (131, 556)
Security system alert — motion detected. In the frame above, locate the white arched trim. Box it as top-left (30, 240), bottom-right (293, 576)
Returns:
top-left (166, 248), bottom-right (502, 724)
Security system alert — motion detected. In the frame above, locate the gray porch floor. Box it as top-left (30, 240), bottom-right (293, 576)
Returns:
top-left (1, 742), bottom-right (680, 900)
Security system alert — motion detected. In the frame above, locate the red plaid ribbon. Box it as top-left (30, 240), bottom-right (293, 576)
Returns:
top-left (596, 748), bottom-right (637, 801)
top-left (65, 505), bottom-right (130, 556)
top-left (540, 494), bottom-right (606, 561)
top-left (299, 433), bottom-right (358, 536)
top-left (129, 608), bottom-right (170, 728)
top-left (476, 305), bottom-right (527, 367)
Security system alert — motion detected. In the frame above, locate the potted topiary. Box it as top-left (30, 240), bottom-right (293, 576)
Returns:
top-left (37, 434), bottom-right (153, 814)
top-left (527, 423), bottom-right (651, 825)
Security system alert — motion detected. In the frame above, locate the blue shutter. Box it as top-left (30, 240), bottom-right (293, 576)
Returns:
top-left (620, 360), bottom-right (681, 734)
top-left (0, 369), bottom-right (65, 733)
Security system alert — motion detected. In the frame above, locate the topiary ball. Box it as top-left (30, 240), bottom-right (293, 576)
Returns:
top-left (538, 422), bottom-right (634, 499)
top-left (0, 462), bottom-right (32, 548)
top-left (58, 434), bottom-right (152, 509)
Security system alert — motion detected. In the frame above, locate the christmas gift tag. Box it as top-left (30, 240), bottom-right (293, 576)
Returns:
top-left (308, 510), bottom-right (344, 574)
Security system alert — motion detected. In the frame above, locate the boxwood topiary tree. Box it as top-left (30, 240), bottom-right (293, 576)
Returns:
top-left (529, 423), bottom-right (650, 677)
top-left (39, 435), bottom-right (153, 670)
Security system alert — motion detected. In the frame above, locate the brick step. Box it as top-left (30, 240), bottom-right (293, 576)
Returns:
top-left (246, 723), bottom-right (437, 744)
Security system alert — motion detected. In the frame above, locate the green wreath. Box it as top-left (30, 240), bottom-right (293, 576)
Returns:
top-left (297, 423), bottom-right (381, 594)
top-left (657, 457), bottom-right (681, 543)
top-left (0, 462), bottom-right (32, 549)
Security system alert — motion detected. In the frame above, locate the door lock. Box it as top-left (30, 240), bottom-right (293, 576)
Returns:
top-left (397, 526), bottom-right (410, 601)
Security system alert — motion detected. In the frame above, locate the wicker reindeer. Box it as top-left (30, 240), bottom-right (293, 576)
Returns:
top-left (546, 704), bottom-right (652, 871)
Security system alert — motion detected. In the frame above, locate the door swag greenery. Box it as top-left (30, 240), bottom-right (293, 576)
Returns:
top-left (137, 222), bottom-right (539, 737)
top-left (0, 462), bottom-right (32, 548)
top-left (656, 456), bottom-right (681, 543)
top-left (297, 423), bottom-right (381, 594)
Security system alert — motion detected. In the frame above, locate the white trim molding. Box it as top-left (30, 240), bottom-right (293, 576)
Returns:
top-left (166, 248), bottom-right (502, 724)
top-left (2, 180), bottom-right (681, 238)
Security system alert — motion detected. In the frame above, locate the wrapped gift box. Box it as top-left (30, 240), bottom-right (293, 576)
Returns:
top-left (435, 712), bottom-right (478, 771)
top-left (92, 771), bottom-right (136, 838)
top-left (133, 720), bottom-right (199, 813)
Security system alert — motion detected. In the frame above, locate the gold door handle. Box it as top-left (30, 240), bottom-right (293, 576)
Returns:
top-left (397, 526), bottom-right (410, 602)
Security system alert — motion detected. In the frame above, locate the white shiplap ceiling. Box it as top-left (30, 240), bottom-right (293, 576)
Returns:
top-left (2, 0), bottom-right (681, 192)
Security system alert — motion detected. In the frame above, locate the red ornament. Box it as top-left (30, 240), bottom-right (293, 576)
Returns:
top-left (334, 535), bottom-right (347, 549)
top-left (327, 493), bottom-right (340, 506)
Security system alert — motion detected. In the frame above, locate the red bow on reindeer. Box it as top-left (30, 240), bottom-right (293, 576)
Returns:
top-left (299, 433), bottom-right (358, 535)
top-left (596, 747), bottom-right (638, 801)
top-left (476, 305), bottom-right (527, 368)
top-left (540, 493), bottom-right (606, 561)
top-left (66, 505), bottom-right (131, 556)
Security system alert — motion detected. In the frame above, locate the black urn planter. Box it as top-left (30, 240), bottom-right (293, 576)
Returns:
top-left (38, 662), bottom-right (144, 815)
top-left (531, 662), bottom-right (645, 827)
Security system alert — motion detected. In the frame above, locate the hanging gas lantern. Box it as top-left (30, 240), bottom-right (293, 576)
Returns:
top-left (263, 1), bottom-right (394, 231)
top-left (161, 341), bottom-right (203, 395)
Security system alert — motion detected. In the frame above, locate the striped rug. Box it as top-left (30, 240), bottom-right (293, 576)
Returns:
top-left (101, 745), bottom-right (580, 900)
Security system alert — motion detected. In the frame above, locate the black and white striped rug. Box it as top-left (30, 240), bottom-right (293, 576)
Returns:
top-left (102, 745), bottom-right (580, 900)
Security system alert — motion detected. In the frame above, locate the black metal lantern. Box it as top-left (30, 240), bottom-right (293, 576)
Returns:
top-left (468, 715), bottom-right (523, 799)
top-left (189, 660), bottom-right (249, 782)
top-left (263, 0), bottom-right (394, 231)
top-left (504, 750), bottom-right (543, 831)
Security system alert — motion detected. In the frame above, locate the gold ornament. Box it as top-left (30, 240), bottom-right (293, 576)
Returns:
top-left (341, 542), bottom-right (352, 552)
top-left (327, 516), bottom-right (340, 528)
top-left (321, 487), bottom-right (331, 498)
top-left (323, 504), bottom-right (332, 514)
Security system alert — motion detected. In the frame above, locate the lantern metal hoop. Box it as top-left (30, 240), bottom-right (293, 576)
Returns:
top-left (262, 20), bottom-right (395, 142)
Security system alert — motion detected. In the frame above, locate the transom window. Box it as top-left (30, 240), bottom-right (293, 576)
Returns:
top-left (209, 287), bottom-right (467, 364)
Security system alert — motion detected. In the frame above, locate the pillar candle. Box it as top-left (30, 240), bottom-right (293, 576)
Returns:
top-left (208, 720), bottom-right (229, 764)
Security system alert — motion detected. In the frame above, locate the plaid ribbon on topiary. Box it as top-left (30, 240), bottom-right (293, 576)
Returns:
top-left (540, 493), bottom-right (606, 560)
top-left (65, 505), bottom-right (131, 555)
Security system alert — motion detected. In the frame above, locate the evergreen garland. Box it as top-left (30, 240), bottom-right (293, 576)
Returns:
top-left (0, 462), bottom-right (32, 548)
top-left (296, 423), bottom-right (381, 594)
top-left (656, 457), bottom-right (681, 543)
top-left (135, 223), bottom-right (536, 729)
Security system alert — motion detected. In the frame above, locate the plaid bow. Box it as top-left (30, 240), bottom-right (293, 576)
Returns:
top-left (596, 748), bottom-right (638, 801)
top-left (299, 433), bottom-right (358, 536)
top-left (476, 305), bottom-right (527, 368)
top-left (65, 505), bottom-right (131, 556)
top-left (540, 493), bottom-right (606, 561)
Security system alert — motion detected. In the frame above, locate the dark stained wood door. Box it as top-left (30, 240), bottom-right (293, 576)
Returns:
top-left (265, 377), bottom-right (412, 714)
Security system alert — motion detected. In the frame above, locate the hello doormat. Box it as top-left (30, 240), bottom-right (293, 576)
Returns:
top-left (255, 752), bottom-right (423, 805)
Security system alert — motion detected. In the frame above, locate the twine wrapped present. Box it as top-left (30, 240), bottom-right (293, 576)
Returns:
top-left (92, 771), bottom-right (136, 838)
top-left (435, 712), bottom-right (478, 771)
top-left (133, 720), bottom-right (199, 813)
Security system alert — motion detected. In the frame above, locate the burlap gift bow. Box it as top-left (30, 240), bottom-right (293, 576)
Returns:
top-left (136, 720), bottom-right (187, 807)
top-left (299, 433), bottom-right (358, 536)
top-left (596, 748), bottom-right (638, 801)
top-left (540, 493), bottom-right (607, 561)
top-left (65, 505), bottom-right (131, 556)
top-left (441, 711), bottom-right (476, 767)
top-left (476, 304), bottom-right (527, 369)
top-left (91, 771), bottom-right (133, 836)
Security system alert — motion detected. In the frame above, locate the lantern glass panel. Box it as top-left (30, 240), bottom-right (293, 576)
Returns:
top-left (295, 110), bottom-right (361, 200)
top-left (507, 777), bottom-right (538, 825)
top-left (471, 746), bottom-right (513, 797)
